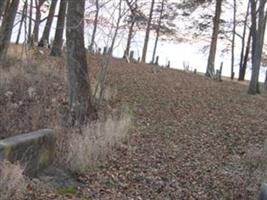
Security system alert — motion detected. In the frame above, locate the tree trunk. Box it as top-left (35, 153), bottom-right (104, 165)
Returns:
top-left (0, 0), bottom-right (20, 61)
top-left (141, 0), bottom-right (155, 63)
top-left (66, 0), bottom-right (97, 125)
top-left (95, 0), bottom-right (123, 107)
top-left (39, 0), bottom-right (58, 47)
top-left (0, 0), bottom-right (7, 19)
top-left (124, 20), bottom-right (135, 58)
top-left (89, 0), bottom-right (99, 52)
top-left (16, 0), bottom-right (27, 44)
top-left (231, 0), bottom-right (236, 80)
top-left (28, 0), bottom-right (33, 43)
top-left (152, 0), bottom-right (164, 64)
top-left (33, 0), bottom-right (46, 43)
top-left (239, 27), bottom-right (251, 81)
top-left (50, 0), bottom-right (67, 56)
top-left (238, 1), bottom-right (250, 81)
top-left (248, 0), bottom-right (267, 94)
top-left (124, 0), bottom-right (137, 58)
top-left (206, 0), bottom-right (222, 77)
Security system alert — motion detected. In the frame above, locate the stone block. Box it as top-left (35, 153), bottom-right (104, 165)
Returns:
top-left (0, 129), bottom-right (55, 177)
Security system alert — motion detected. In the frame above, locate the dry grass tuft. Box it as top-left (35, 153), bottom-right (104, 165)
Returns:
top-left (0, 160), bottom-right (28, 200)
top-left (91, 81), bottom-right (118, 103)
top-left (56, 113), bottom-right (131, 173)
top-left (0, 44), bottom-right (67, 139)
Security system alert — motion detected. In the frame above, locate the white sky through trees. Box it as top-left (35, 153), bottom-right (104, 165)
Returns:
top-left (8, 0), bottom-right (267, 82)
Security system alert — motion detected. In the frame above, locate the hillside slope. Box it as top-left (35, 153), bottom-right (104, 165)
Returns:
top-left (85, 55), bottom-right (267, 200)
top-left (1, 47), bottom-right (267, 199)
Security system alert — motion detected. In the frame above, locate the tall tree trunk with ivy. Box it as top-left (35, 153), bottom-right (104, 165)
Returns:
top-left (66, 0), bottom-right (97, 125)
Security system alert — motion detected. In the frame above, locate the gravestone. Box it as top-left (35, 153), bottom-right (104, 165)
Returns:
top-left (0, 129), bottom-right (55, 177)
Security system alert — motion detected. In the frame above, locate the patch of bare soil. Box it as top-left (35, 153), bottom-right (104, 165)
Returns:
top-left (1, 50), bottom-right (267, 199)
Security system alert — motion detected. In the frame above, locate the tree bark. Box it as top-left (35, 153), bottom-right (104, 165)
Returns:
top-left (89, 0), bottom-right (99, 52)
top-left (231, 0), bottom-right (236, 79)
top-left (0, 0), bottom-right (7, 19)
top-left (141, 0), bottom-right (155, 63)
top-left (206, 0), bottom-right (222, 77)
top-left (66, 0), bottom-right (97, 125)
top-left (33, 0), bottom-right (46, 43)
top-left (124, 20), bottom-right (135, 58)
top-left (50, 0), bottom-right (67, 56)
top-left (238, 1), bottom-right (250, 81)
top-left (95, 0), bottom-right (123, 107)
top-left (39, 0), bottom-right (58, 47)
top-left (28, 0), bottom-right (33, 43)
top-left (16, 0), bottom-right (27, 44)
top-left (124, 0), bottom-right (137, 58)
top-left (248, 0), bottom-right (267, 94)
top-left (239, 27), bottom-right (252, 81)
top-left (152, 0), bottom-right (164, 64)
top-left (0, 0), bottom-right (20, 61)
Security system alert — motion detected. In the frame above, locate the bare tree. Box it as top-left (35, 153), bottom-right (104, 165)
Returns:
top-left (206, 0), bottom-right (223, 77)
top-left (33, 0), bottom-right (46, 43)
top-left (50, 0), bottom-right (67, 56)
top-left (231, 0), bottom-right (236, 79)
top-left (124, 0), bottom-right (138, 58)
top-left (248, 0), bottom-right (267, 94)
top-left (28, 0), bottom-right (33, 43)
top-left (239, 27), bottom-right (252, 81)
top-left (141, 0), bottom-right (155, 63)
top-left (238, 1), bottom-right (250, 81)
top-left (0, 0), bottom-right (20, 61)
top-left (39, 0), bottom-right (58, 47)
top-left (151, 0), bottom-right (164, 64)
top-left (94, 0), bottom-right (124, 107)
top-left (89, 0), bottom-right (99, 52)
top-left (0, 0), bottom-right (7, 19)
top-left (16, 0), bottom-right (28, 44)
top-left (66, 0), bottom-right (97, 125)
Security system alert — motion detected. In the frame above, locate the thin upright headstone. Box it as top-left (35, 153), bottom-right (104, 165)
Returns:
top-left (167, 61), bottom-right (170, 68)
top-left (155, 56), bottom-right (159, 65)
top-left (103, 47), bottom-right (107, 55)
top-left (130, 51), bottom-right (134, 63)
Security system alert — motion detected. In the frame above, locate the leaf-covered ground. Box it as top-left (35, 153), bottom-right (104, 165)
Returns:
top-left (1, 51), bottom-right (267, 199)
top-left (81, 55), bottom-right (267, 199)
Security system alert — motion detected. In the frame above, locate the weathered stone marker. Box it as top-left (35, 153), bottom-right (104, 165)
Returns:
top-left (167, 61), bottom-right (170, 68)
top-left (0, 129), bottom-right (55, 177)
top-left (155, 56), bottom-right (159, 65)
top-left (130, 51), bottom-right (134, 63)
top-left (103, 46), bottom-right (108, 55)
top-left (259, 183), bottom-right (267, 200)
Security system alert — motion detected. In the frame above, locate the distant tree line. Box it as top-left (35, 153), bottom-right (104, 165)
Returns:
top-left (206, 0), bottom-right (267, 94)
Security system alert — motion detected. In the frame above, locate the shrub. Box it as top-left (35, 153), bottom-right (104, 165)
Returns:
top-left (56, 113), bottom-right (131, 173)
top-left (0, 160), bottom-right (28, 200)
